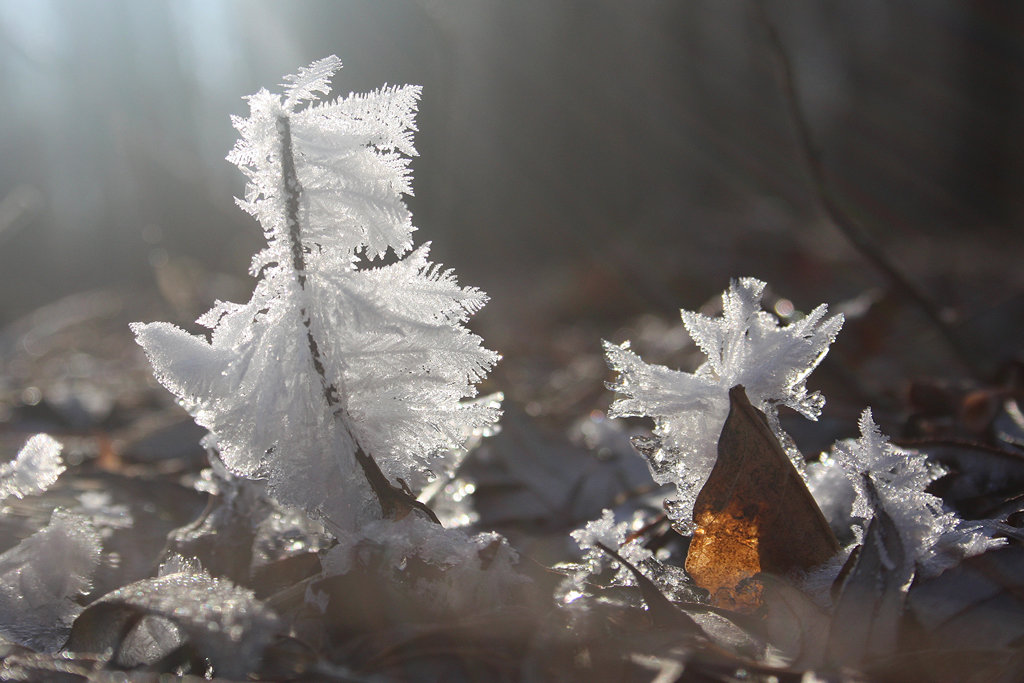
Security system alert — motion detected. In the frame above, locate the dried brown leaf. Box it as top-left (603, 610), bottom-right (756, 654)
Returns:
top-left (685, 385), bottom-right (839, 610)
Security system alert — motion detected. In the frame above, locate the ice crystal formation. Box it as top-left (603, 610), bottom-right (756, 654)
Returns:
top-left (132, 57), bottom-right (500, 534)
top-left (605, 277), bottom-right (843, 526)
top-left (0, 510), bottom-right (101, 652)
top-left (812, 409), bottom-right (1002, 577)
top-left (0, 436), bottom-right (100, 653)
top-left (0, 433), bottom-right (64, 503)
top-left (557, 509), bottom-right (654, 603)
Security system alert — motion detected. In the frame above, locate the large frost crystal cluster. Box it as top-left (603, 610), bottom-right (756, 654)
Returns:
top-left (813, 410), bottom-right (1002, 577)
top-left (132, 57), bottom-right (500, 533)
top-left (605, 277), bottom-right (842, 525)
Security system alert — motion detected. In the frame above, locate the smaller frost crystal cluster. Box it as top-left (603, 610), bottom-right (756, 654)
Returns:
top-left (605, 277), bottom-right (843, 525)
top-left (132, 57), bottom-right (500, 533)
top-left (811, 410), bottom-right (1003, 577)
top-left (557, 510), bottom-right (654, 603)
top-left (558, 510), bottom-right (694, 606)
top-left (0, 510), bottom-right (101, 652)
top-left (0, 434), bottom-right (103, 653)
top-left (0, 433), bottom-right (65, 502)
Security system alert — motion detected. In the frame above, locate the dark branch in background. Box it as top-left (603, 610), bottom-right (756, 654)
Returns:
top-left (754, 3), bottom-right (983, 381)
top-left (276, 115), bottom-right (440, 525)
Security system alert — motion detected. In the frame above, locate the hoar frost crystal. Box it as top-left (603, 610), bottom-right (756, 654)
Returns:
top-left (132, 57), bottom-right (500, 536)
top-left (605, 277), bottom-right (843, 528)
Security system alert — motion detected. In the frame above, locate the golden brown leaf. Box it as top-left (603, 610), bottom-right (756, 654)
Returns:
top-left (685, 385), bottom-right (839, 611)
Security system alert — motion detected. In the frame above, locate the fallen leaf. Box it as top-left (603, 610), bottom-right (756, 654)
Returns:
top-left (826, 478), bottom-right (910, 668)
top-left (907, 545), bottom-right (1024, 657)
top-left (685, 385), bottom-right (839, 610)
top-left (68, 570), bottom-right (281, 678)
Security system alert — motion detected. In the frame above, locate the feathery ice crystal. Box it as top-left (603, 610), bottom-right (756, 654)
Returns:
top-left (0, 433), bottom-right (64, 503)
top-left (132, 57), bottom-right (500, 535)
top-left (0, 435), bottom-right (103, 653)
top-left (604, 277), bottom-right (843, 526)
top-left (812, 409), bottom-right (1002, 577)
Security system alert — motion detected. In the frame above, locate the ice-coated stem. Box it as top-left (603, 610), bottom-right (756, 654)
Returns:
top-left (276, 114), bottom-right (440, 525)
top-left (276, 115), bottom-right (341, 407)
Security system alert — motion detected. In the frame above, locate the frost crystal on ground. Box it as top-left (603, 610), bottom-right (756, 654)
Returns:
top-left (132, 57), bottom-right (500, 533)
top-left (0, 433), bottom-right (64, 503)
top-left (0, 510), bottom-right (101, 652)
top-left (822, 409), bottom-right (1003, 577)
top-left (321, 515), bottom-right (526, 613)
top-left (557, 509), bottom-right (654, 603)
top-left (605, 278), bottom-right (842, 526)
top-left (69, 560), bottom-right (280, 678)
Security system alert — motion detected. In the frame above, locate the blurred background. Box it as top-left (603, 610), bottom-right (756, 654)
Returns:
top-left (1, 0), bottom-right (1023, 424)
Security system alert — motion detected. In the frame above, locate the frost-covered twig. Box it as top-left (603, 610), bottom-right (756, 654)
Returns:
top-left (275, 113), bottom-right (436, 523)
top-left (133, 57), bottom-right (500, 535)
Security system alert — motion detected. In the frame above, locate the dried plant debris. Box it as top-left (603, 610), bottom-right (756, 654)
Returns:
top-left (685, 386), bottom-right (838, 612)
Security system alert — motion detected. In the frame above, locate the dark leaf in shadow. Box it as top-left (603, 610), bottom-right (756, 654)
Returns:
top-left (67, 569), bottom-right (281, 678)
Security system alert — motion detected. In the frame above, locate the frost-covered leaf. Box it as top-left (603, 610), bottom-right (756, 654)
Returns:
top-left (826, 490), bottom-right (910, 667)
top-left (0, 434), bottom-right (64, 503)
top-left (915, 439), bottom-right (1024, 519)
top-left (0, 510), bottom-right (101, 652)
top-left (908, 545), bottom-right (1024, 657)
top-left (822, 410), bottom-right (1003, 576)
top-left (605, 278), bottom-right (842, 526)
top-left (166, 453), bottom-right (330, 585)
top-left (68, 563), bottom-right (281, 678)
top-left (684, 386), bottom-right (838, 611)
top-left (132, 58), bottom-right (500, 534)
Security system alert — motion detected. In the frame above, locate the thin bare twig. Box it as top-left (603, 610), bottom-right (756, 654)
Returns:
top-left (755, 3), bottom-right (982, 380)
